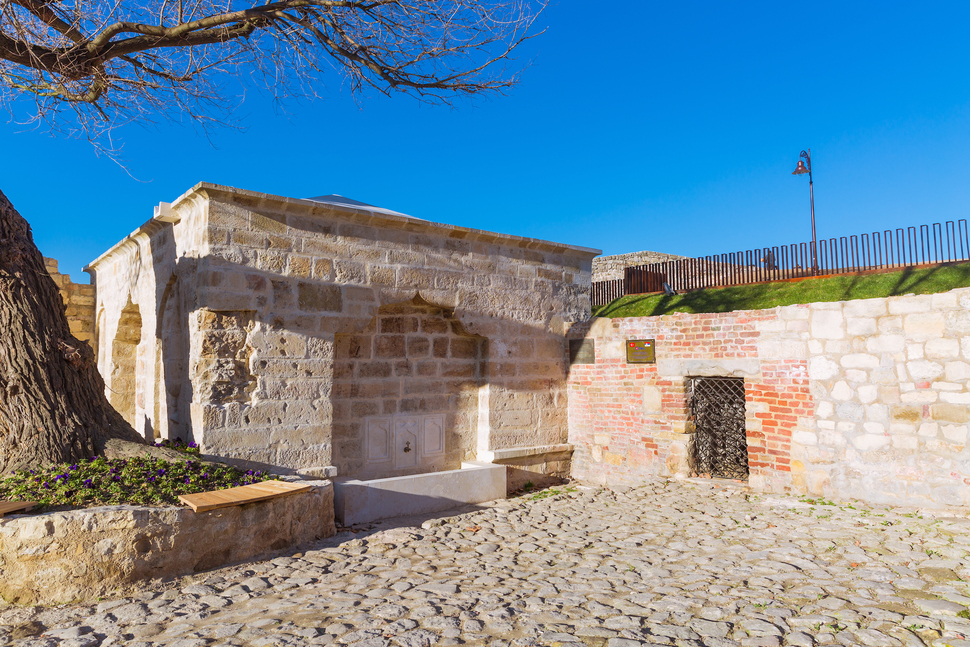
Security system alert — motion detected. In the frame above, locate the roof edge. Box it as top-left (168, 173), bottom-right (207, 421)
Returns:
top-left (179, 182), bottom-right (602, 257)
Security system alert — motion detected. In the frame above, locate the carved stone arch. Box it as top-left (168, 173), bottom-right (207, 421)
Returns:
top-left (109, 296), bottom-right (142, 429)
top-left (153, 274), bottom-right (188, 441)
top-left (95, 308), bottom-right (106, 370)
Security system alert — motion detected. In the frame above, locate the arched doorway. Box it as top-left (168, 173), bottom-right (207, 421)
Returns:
top-left (110, 298), bottom-right (142, 429)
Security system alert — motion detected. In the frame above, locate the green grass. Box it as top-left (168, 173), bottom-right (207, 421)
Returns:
top-left (0, 453), bottom-right (278, 511)
top-left (593, 262), bottom-right (970, 318)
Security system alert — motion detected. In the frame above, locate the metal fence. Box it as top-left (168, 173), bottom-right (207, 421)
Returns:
top-left (591, 279), bottom-right (624, 306)
top-left (591, 219), bottom-right (970, 306)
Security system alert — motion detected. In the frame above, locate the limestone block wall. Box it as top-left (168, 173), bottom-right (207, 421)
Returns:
top-left (86, 196), bottom-right (206, 442)
top-left (800, 290), bottom-right (970, 507)
top-left (89, 183), bottom-right (597, 480)
top-left (568, 286), bottom-right (970, 509)
top-left (591, 250), bottom-right (687, 282)
top-left (0, 481), bottom-right (334, 605)
top-left (192, 185), bottom-right (594, 475)
top-left (332, 297), bottom-right (487, 478)
top-left (44, 258), bottom-right (96, 344)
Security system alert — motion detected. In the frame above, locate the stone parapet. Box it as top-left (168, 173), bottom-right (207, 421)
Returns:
top-left (0, 481), bottom-right (335, 605)
top-left (44, 257), bottom-right (96, 344)
top-left (592, 250), bottom-right (687, 282)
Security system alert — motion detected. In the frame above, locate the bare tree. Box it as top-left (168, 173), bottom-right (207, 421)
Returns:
top-left (0, 0), bottom-right (543, 139)
top-left (0, 0), bottom-right (544, 473)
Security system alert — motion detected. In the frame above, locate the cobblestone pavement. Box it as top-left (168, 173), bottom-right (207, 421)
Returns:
top-left (4, 479), bottom-right (970, 647)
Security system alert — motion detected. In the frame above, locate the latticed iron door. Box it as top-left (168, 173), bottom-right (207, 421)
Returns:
top-left (687, 376), bottom-right (749, 480)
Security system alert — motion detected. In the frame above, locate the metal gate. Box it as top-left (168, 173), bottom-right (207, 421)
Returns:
top-left (687, 376), bottom-right (749, 480)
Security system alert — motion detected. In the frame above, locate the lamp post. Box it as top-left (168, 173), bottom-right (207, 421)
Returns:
top-left (792, 149), bottom-right (818, 276)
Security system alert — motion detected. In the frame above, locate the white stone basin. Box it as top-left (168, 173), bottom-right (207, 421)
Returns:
top-left (332, 461), bottom-right (506, 526)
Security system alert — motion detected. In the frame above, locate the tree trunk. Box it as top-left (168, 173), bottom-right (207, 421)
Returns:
top-left (0, 189), bottom-right (145, 475)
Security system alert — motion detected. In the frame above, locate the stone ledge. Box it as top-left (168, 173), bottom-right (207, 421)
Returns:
top-left (0, 481), bottom-right (335, 606)
top-left (480, 444), bottom-right (575, 462)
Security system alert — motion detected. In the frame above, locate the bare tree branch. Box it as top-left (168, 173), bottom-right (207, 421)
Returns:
top-left (0, 0), bottom-right (546, 146)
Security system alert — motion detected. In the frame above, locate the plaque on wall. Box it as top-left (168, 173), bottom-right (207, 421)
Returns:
top-left (626, 339), bottom-right (656, 364)
top-left (569, 339), bottom-right (595, 365)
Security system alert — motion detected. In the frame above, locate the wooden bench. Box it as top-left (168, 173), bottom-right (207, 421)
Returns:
top-left (0, 501), bottom-right (37, 517)
top-left (178, 481), bottom-right (312, 513)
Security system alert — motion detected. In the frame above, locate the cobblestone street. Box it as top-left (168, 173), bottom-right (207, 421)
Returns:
top-left (3, 479), bottom-right (970, 647)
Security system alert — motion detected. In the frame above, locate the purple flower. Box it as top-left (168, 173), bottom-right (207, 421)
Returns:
top-left (184, 477), bottom-right (191, 483)
top-left (43, 482), bottom-right (50, 489)
top-left (83, 479), bottom-right (93, 488)
top-left (157, 469), bottom-right (166, 476)
top-left (188, 442), bottom-right (198, 448)
top-left (112, 475), bottom-right (120, 482)
top-left (70, 464), bottom-right (78, 470)
top-left (148, 476), bottom-right (155, 482)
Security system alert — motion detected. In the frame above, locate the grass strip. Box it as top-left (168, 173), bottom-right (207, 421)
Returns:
top-left (592, 262), bottom-right (970, 318)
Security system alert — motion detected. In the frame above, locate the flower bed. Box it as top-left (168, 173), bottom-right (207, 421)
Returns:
top-left (1, 444), bottom-right (272, 510)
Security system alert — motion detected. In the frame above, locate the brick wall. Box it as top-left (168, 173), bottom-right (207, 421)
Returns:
top-left (568, 310), bottom-right (811, 492)
top-left (569, 287), bottom-right (970, 509)
top-left (44, 258), bottom-right (96, 344)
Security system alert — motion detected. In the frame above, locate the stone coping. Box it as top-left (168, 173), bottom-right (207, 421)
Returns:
top-left (0, 481), bottom-right (335, 606)
top-left (87, 182), bottom-right (601, 271)
top-left (480, 444), bottom-right (575, 462)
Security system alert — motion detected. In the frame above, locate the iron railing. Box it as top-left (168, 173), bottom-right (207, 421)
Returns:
top-left (591, 279), bottom-right (624, 306)
top-left (590, 219), bottom-right (970, 306)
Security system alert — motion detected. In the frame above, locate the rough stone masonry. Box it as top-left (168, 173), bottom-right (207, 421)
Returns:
top-left (568, 287), bottom-right (970, 509)
top-left (84, 184), bottom-right (598, 487)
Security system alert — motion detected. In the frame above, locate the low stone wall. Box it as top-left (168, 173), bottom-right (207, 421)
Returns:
top-left (568, 286), bottom-right (970, 509)
top-left (0, 481), bottom-right (335, 605)
top-left (44, 257), bottom-right (96, 345)
top-left (592, 250), bottom-right (687, 282)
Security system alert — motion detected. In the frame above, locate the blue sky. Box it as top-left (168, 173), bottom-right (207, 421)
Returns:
top-left (3, 2), bottom-right (970, 282)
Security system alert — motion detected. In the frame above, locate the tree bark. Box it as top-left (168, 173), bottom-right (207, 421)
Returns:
top-left (0, 189), bottom-right (145, 475)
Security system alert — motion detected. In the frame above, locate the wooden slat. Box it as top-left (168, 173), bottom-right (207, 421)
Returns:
top-left (0, 501), bottom-right (36, 517)
top-left (178, 481), bottom-right (311, 513)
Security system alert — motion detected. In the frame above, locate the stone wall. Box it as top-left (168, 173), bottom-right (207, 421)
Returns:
top-left (568, 286), bottom-right (970, 509)
top-left (0, 481), bottom-right (335, 605)
top-left (332, 297), bottom-right (487, 478)
top-left (568, 311), bottom-right (810, 494)
top-left (44, 257), bottom-right (96, 345)
top-left (87, 184), bottom-right (597, 481)
top-left (85, 203), bottom-right (198, 443)
top-left (591, 250), bottom-right (687, 282)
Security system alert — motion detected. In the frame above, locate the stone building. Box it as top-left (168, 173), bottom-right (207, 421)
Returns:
top-left (85, 184), bottom-right (597, 485)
